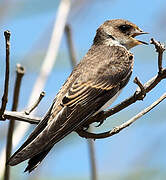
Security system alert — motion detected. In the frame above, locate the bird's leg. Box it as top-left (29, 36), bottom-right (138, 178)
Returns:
top-left (95, 112), bottom-right (106, 127)
top-left (77, 111), bottom-right (106, 132)
top-left (84, 111), bottom-right (106, 128)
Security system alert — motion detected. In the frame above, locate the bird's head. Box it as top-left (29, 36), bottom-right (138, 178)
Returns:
top-left (93, 19), bottom-right (148, 50)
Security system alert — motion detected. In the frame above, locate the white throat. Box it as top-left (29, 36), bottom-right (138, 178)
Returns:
top-left (105, 38), bottom-right (129, 50)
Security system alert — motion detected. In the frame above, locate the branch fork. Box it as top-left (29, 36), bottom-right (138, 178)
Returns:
top-left (133, 77), bottom-right (146, 100)
top-left (150, 38), bottom-right (165, 74)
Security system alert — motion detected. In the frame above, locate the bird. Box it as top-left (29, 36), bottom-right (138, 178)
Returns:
top-left (8, 19), bottom-right (148, 172)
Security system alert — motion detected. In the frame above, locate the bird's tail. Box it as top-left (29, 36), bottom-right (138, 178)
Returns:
top-left (24, 145), bottom-right (53, 173)
top-left (7, 104), bottom-right (54, 168)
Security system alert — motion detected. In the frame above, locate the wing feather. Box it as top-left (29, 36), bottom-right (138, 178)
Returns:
top-left (8, 45), bottom-right (133, 168)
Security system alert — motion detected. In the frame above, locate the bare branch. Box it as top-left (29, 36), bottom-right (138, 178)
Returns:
top-left (3, 111), bottom-right (40, 124)
top-left (77, 93), bottom-right (166, 139)
top-left (87, 135), bottom-right (97, 180)
top-left (150, 38), bottom-right (165, 74)
top-left (133, 77), bottom-right (146, 100)
top-left (0, 31), bottom-right (11, 119)
top-left (11, 64), bottom-right (25, 111)
top-left (4, 64), bottom-right (25, 180)
top-left (85, 67), bottom-right (166, 127)
top-left (65, 24), bottom-right (77, 67)
top-left (25, 91), bottom-right (45, 115)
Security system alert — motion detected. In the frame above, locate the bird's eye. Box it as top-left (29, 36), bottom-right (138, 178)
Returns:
top-left (118, 25), bottom-right (132, 33)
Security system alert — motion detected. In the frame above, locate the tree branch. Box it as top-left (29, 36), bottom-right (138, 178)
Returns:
top-left (3, 111), bottom-right (40, 124)
top-left (24, 91), bottom-right (45, 115)
top-left (77, 92), bottom-right (166, 139)
top-left (4, 64), bottom-right (25, 180)
top-left (87, 131), bottom-right (97, 180)
top-left (85, 41), bottom-right (166, 127)
top-left (0, 31), bottom-right (11, 119)
top-left (150, 38), bottom-right (165, 74)
top-left (78, 38), bottom-right (166, 137)
top-left (84, 68), bottom-right (166, 127)
top-left (133, 77), bottom-right (146, 100)
top-left (65, 24), bottom-right (77, 67)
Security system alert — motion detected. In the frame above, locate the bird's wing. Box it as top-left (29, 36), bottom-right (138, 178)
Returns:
top-left (23, 84), bottom-right (120, 172)
top-left (8, 45), bottom-right (133, 168)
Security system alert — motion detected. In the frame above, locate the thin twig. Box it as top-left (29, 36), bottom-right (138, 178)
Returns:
top-left (87, 135), bottom-right (97, 180)
top-left (11, 65), bottom-right (25, 110)
top-left (150, 38), bottom-right (165, 74)
top-left (65, 24), bottom-right (77, 67)
top-left (87, 138), bottom-right (97, 180)
top-left (25, 91), bottom-right (45, 115)
top-left (4, 64), bottom-right (25, 180)
top-left (4, 111), bottom-right (40, 124)
top-left (133, 77), bottom-right (146, 100)
top-left (77, 93), bottom-right (166, 139)
top-left (0, 30), bottom-right (11, 119)
top-left (85, 68), bottom-right (166, 127)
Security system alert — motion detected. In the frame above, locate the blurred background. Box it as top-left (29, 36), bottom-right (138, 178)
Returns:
top-left (0, 0), bottom-right (166, 179)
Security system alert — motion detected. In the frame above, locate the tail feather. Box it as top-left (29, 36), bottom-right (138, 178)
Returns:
top-left (7, 104), bottom-right (54, 166)
top-left (8, 88), bottom-right (112, 169)
top-left (24, 146), bottom-right (53, 173)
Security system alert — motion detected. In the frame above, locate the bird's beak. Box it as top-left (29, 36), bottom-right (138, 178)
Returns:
top-left (131, 29), bottom-right (149, 45)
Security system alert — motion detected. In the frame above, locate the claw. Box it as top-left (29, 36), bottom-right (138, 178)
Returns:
top-left (95, 119), bottom-right (104, 127)
top-left (83, 125), bottom-right (89, 131)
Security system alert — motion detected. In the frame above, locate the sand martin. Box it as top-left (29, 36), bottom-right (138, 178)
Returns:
top-left (8, 19), bottom-right (148, 172)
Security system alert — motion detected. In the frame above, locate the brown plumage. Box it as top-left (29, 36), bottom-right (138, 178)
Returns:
top-left (8, 19), bottom-right (148, 172)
